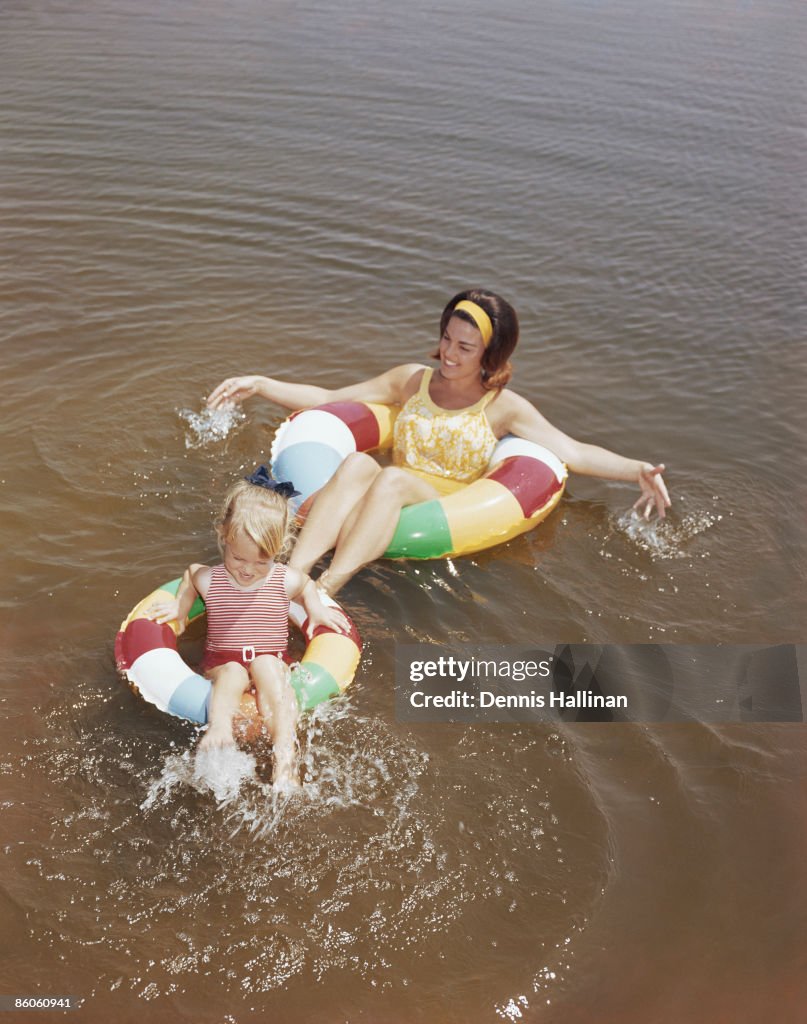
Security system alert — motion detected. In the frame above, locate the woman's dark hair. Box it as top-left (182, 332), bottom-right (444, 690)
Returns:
top-left (435, 288), bottom-right (519, 390)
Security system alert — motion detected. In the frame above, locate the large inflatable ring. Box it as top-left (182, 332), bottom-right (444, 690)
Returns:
top-left (270, 401), bottom-right (567, 559)
top-left (115, 580), bottom-right (361, 725)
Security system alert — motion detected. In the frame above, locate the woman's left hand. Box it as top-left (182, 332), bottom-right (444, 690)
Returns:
top-left (634, 463), bottom-right (671, 520)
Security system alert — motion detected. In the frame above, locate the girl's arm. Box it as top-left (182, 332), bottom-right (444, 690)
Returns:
top-left (499, 392), bottom-right (671, 519)
top-left (284, 568), bottom-right (351, 635)
top-left (206, 363), bottom-right (424, 412)
top-left (147, 564), bottom-right (211, 629)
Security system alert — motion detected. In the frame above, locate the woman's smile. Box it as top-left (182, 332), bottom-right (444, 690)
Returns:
top-left (439, 315), bottom-right (485, 377)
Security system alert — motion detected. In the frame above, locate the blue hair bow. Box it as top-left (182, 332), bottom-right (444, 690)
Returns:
top-left (244, 465), bottom-right (300, 499)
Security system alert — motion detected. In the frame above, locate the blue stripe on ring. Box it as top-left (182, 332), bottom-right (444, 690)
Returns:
top-left (272, 442), bottom-right (345, 507)
top-left (168, 673), bottom-right (212, 724)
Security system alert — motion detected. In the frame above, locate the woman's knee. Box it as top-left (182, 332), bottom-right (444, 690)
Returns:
top-left (368, 466), bottom-right (417, 503)
top-left (335, 451), bottom-right (380, 486)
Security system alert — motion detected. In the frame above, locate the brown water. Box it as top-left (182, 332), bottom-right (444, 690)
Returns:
top-left (1, 0), bottom-right (806, 1021)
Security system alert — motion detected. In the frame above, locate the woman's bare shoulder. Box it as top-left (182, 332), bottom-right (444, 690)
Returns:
top-left (393, 363), bottom-right (428, 401)
top-left (390, 362), bottom-right (429, 383)
top-left (486, 386), bottom-right (532, 426)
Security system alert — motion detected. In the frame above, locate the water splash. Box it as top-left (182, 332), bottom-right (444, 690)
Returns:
top-left (141, 745), bottom-right (260, 810)
top-left (613, 500), bottom-right (722, 560)
top-left (178, 403), bottom-right (245, 449)
top-left (138, 700), bottom-right (424, 838)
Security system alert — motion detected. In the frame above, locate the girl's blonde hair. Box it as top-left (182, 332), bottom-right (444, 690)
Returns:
top-left (215, 479), bottom-right (296, 562)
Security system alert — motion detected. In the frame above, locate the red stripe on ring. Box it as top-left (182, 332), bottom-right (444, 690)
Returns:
top-left (314, 402), bottom-right (380, 452)
top-left (116, 618), bottom-right (177, 670)
top-left (486, 456), bottom-right (562, 518)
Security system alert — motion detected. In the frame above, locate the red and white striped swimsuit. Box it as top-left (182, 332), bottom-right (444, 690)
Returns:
top-left (202, 563), bottom-right (289, 669)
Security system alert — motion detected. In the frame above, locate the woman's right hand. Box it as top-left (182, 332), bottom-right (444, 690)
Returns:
top-left (206, 375), bottom-right (265, 410)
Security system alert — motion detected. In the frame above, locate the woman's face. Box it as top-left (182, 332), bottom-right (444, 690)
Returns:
top-left (438, 315), bottom-right (485, 381)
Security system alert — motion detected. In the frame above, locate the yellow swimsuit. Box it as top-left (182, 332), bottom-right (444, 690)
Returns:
top-left (392, 368), bottom-right (499, 494)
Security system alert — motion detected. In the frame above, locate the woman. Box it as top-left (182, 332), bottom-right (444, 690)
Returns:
top-left (207, 288), bottom-right (670, 595)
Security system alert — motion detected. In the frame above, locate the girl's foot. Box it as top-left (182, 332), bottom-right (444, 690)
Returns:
top-left (272, 746), bottom-right (301, 791)
top-left (199, 720), bottom-right (235, 750)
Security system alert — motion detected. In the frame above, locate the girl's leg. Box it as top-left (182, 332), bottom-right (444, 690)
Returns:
top-left (319, 468), bottom-right (440, 595)
top-left (289, 453), bottom-right (381, 575)
top-left (251, 656), bottom-right (300, 789)
top-left (199, 662), bottom-right (251, 749)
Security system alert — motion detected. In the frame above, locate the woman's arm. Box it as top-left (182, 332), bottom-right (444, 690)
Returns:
top-left (207, 363), bottom-right (424, 412)
top-left (499, 392), bottom-right (671, 518)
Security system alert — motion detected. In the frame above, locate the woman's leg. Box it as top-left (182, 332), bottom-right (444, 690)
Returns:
top-left (199, 662), bottom-right (251, 749)
top-left (251, 656), bottom-right (300, 789)
top-left (319, 467), bottom-right (441, 595)
top-left (289, 452), bottom-right (381, 575)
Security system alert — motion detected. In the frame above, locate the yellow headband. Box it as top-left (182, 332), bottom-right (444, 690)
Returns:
top-left (453, 299), bottom-right (494, 347)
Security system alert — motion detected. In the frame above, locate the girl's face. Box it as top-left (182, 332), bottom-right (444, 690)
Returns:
top-left (222, 531), bottom-right (272, 588)
top-left (438, 315), bottom-right (485, 381)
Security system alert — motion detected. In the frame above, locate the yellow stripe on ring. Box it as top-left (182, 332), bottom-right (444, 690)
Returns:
top-left (441, 479), bottom-right (528, 557)
top-left (365, 402), bottom-right (398, 449)
top-left (301, 633), bottom-right (361, 692)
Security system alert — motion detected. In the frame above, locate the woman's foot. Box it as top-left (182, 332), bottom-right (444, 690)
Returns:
top-left (316, 568), bottom-right (350, 598)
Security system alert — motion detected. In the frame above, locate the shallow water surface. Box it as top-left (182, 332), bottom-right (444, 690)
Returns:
top-left (1, 0), bottom-right (805, 1021)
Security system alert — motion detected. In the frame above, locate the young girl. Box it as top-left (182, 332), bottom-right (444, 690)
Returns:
top-left (148, 468), bottom-right (348, 788)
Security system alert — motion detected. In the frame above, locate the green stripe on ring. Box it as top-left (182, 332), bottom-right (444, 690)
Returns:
top-left (291, 662), bottom-right (341, 711)
top-left (383, 499), bottom-right (453, 559)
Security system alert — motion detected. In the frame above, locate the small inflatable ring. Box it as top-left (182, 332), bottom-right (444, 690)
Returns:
top-left (115, 579), bottom-right (361, 725)
top-left (270, 401), bottom-right (567, 559)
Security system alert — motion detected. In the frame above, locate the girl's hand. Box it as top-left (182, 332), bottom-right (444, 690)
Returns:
top-left (207, 375), bottom-right (264, 410)
top-left (145, 598), bottom-right (186, 632)
top-left (307, 605), bottom-right (352, 636)
top-left (633, 463), bottom-right (671, 520)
